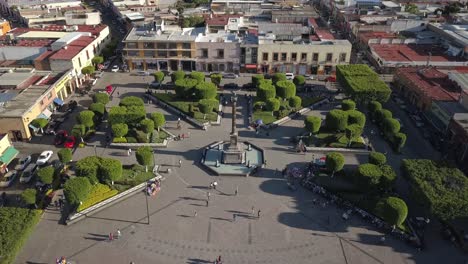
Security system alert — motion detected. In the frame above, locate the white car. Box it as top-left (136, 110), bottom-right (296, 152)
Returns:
top-left (36, 151), bottom-right (53, 166)
top-left (111, 65), bottom-right (119, 72)
top-left (15, 155), bottom-right (32, 171)
top-left (0, 170), bottom-right (18, 187)
top-left (285, 73), bottom-right (294, 80)
top-left (223, 73), bottom-right (238, 79)
top-left (20, 164), bottom-right (37, 183)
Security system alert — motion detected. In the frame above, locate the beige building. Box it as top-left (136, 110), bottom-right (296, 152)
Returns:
top-left (257, 38), bottom-right (352, 75)
top-left (195, 32), bottom-right (240, 73)
top-left (0, 69), bottom-right (74, 141)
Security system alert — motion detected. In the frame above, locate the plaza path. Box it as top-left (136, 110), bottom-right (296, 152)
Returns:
top-left (15, 88), bottom-right (464, 264)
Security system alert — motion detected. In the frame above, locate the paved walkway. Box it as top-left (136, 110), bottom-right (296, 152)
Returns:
top-left (15, 75), bottom-right (464, 264)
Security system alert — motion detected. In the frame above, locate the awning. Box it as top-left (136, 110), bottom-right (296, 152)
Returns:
top-left (37, 108), bottom-right (52, 120)
top-left (245, 64), bottom-right (257, 69)
top-left (0, 146), bottom-right (19, 165)
top-left (53, 97), bottom-right (64, 106)
top-left (29, 123), bottom-right (39, 132)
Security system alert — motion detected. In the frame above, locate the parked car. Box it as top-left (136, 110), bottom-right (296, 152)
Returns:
top-left (136, 71), bottom-right (150, 76)
top-left (149, 82), bottom-right (161, 88)
top-left (45, 121), bottom-right (60, 135)
top-left (64, 136), bottom-right (76, 149)
top-left (51, 160), bottom-right (65, 171)
top-left (111, 65), bottom-right (119, 72)
top-left (0, 170), bottom-right (18, 187)
top-left (15, 156), bottom-right (32, 171)
top-left (102, 61), bottom-right (110, 70)
top-left (19, 164), bottom-right (38, 183)
top-left (242, 83), bottom-right (255, 91)
top-left (223, 73), bottom-right (238, 79)
top-left (285, 73), bottom-right (294, 80)
top-left (36, 151), bottom-right (53, 166)
top-left (55, 130), bottom-right (68, 145)
top-left (224, 83), bottom-right (239, 89)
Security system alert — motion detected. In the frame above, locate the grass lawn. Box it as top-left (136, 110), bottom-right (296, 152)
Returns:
top-left (77, 184), bottom-right (118, 212)
top-left (0, 207), bottom-right (42, 264)
top-left (154, 93), bottom-right (218, 122)
top-left (301, 96), bottom-right (323, 107)
top-left (252, 111), bottom-right (277, 125)
top-left (113, 164), bottom-right (155, 192)
top-left (305, 128), bottom-right (366, 149)
top-left (152, 130), bottom-right (169, 143)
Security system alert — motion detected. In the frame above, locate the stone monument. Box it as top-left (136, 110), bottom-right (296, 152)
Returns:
top-left (222, 92), bottom-right (246, 164)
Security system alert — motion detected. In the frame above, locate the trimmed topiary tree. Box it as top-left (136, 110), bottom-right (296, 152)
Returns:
top-left (76, 110), bottom-right (95, 130)
top-left (355, 163), bottom-right (382, 191)
top-left (380, 165), bottom-right (397, 190)
top-left (345, 124), bottom-right (363, 146)
top-left (368, 100), bottom-right (382, 113)
top-left (112, 123), bottom-right (128, 138)
top-left (30, 118), bottom-right (48, 132)
top-left (325, 152), bottom-right (345, 177)
top-left (93, 92), bottom-right (110, 105)
top-left (21, 188), bottom-right (37, 207)
top-left (198, 99), bottom-right (218, 120)
top-left (139, 119), bottom-right (155, 134)
top-left (153, 71), bottom-right (165, 83)
top-left (275, 80), bottom-right (296, 99)
top-left (75, 156), bottom-right (101, 184)
top-left (58, 148), bottom-right (72, 165)
top-left (347, 110), bottom-right (366, 128)
top-left (136, 146), bottom-right (153, 172)
top-left (375, 196), bottom-right (408, 227)
top-left (119, 96), bottom-right (144, 107)
top-left (98, 158), bottom-right (123, 184)
top-left (91, 56), bottom-right (104, 67)
top-left (382, 118), bottom-right (401, 136)
top-left (293, 75), bottom-right (305, 86)
top-left (272, 73), bottom-right (287, 84)
top-left (375, 109), bottom-right (392, 124)
top-left (81, 65), bottom-right (95, 76)
top-left (171, 70), bottom-right (185, 82)
top-left (108, 106), bottom-right (127, 125)
top-left (210, 73), bottom-right (222, 87)
top-left (150, 112), bottom-right (166, 132)
top-left (393, 132), bottom-right (407, 152)
top-left (253, 101), bottom-right (266, 111)
top-left (304, 116), bottom-right (321, 135)
top-left (190, 71), bottom-right (205, 83)
top-left (252, 74), bottom-right (264, 88)
top-left (174, 78), bottom-right (199, 99)
top-left (342, 99), bottom-right (356, 111)
top-left (369, 151), bottom-right (387, 166)
top-left (194, 82), bottom-right (217, 100)
top-left (266, 98), bottom-right (280, 115)
top-left (89, 103), bottom-right (105, 119)
top-left (64, 177), bottom-right (91, 206)
top-left (289, 96), bottom-right (302, 109)
top-left (72, 124), bottom-right (85, 139)
top-left (37, 166), bottom-right (54, 185)
top-left (257, 83), bottom-right (276, 101)
top-left (326, 109), bottom-right (348, 131)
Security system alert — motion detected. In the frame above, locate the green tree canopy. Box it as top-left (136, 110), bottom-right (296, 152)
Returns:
top-left (150, 112), bottom-right (166, 131)
top-left (210, 73), bottom-right (222, 87)
top-left (266, 98), bottom-right (280, 113)
top-left (342, 99), bottom-right (356, 111)
top-left (382, 118), bottom-right (401, 135)
top-left (30, 118), bottom-right (48, 129)
top-left (76, 110), bottom-right (95, 129)
top-left (37, 166), bottom-right (54, 184)
top-left (325, 152), bottom-right (345, 176)
top-left (93, 92), bottom-right (110, 104)
top-left (75, 156), bottom-right (101, 184)
top-left (326, 109), bottom-right (348, 131)
top-left (405, 3), bottom-right (419, 14)
top-left (72, 124), bottom-right (85, 138)
top-left (182, 15), bottom-right (205, 27)
top-left (58, 148), bottom-right (73, 164)
top-left (347, 110), bottom-right (366, 127)
top-left (257, 82), bottom-right (276, 101)
top-left (275, 80), bottom-right (296, 99)
top-left (136, 146), bottom-right (153, 171)
top-left (64, 177), bottom-right (91, 206)
top-left (304, 115), bottom-right (321, 134)
top-left (345, 124), bottom-right (363, 145)
top-left (375, 109), bottom-right (392, 124)
top-left (252, 74), bottom-right (264, 88)
top-left (355, 163), bottom-right (382, 191)
top-left (368, 151), bottom-right (387, 166)
top-left (194, 82), bottom-right (217, 100)
top-left (153, 71), bottom-right (165, 83)
top-left (81, 65), bottom-right (95, 75)
top-left (119, 96), bottom-right (144, 107)
top-left (139, 119), bottom-right (155, 134)
top-left (375, 197), bottom-right (408, 227)
top-left (171, 70), bottom-right (186, 82)
top-left (289, 96), bottom-right (302, 108)
top-left (272, 73), bottom-right (287, 84)
top-left (89, 103), bottom-right (105, 118)
top-left (190, 71), bottom-right (205, 83)
top-left (198, 99), bottom-right (218, 119)
top-left (368, 100), bottom-right (382, 113)
top-left (21, 188), bottom-right (37, 206)
top-left (98, 158), bottom-right (123, 183)
top-left (293, 75), bottom-right (305, 86)
top-left (108, 106), bottom-right (127, 125)
top-left (175, 78), bottom-right (199, 98)
top-left (112, 123), bottom-right (128, 138)
top-left (91, 56), bottom-right (104, 66)
top-left (393, 132), bottom-right (407, 152)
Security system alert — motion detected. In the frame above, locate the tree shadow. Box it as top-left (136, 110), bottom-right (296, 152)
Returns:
top-left (186, 258), bottom-right (213, 264)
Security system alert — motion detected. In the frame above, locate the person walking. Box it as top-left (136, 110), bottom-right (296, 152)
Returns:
top-left (194, 211), bottom-right (197, 217)
top-left (233, 213), bottom-right (236, 222)
top-left (109, 232), bottom-right (114, 241)
top-left (213, 181), bottom-right (218, 190)
top-left (116, 229), bottom-right (121, 239)
top-left (251, 206), bottom-right (255, 215)
top-left (206, 200), bottom-right (209, 207)
top-left (179, 159), bottom-right (182, 167)
top-left (207, 192), bottom-right (210, 200)
top-left (127, 148), bottom-right (132, 156)
top-left (235, 186), bottom-right (238, 196)
top-left (257, 210), bottom-right (261, 219)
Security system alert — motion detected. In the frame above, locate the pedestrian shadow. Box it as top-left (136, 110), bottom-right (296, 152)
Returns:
top-left (188, 185), bottom-right (211, 190)
top-left (190, 203), bottom-right (205, 207)
top-left (180, 196), bottom-right (206, 201)
top-left (83, 236), bottom-right (108, 241)
top-left (177, 214), bottom-right (192, 218)
top-left (108, 151), bottom-right (128, 156)
top-left (186, 258), bottom-right (213, 264)
top-left (210, 217), bottom-right (231, 222)
top-left (215, 189), bottom-right (232, 196)
top-left (87, 233), bottom-right (109, 238)
top-left (225, 210), bottom-right (246, 214)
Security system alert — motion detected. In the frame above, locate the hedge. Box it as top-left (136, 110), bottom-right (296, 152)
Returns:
top-left (326, 109), bottom-right (348, 131)
top-left (198, 99), bottom-right (218, 118)
top-left (368, 151), bottom-right (387, 166)
top-left (175, 78), bottom-right (199, 98)
top-left (77, 184), bottom-right (118, 212)
top-left (58, 148), bottom-right (72, 164)
top-left (289, 96), bottom-right (302, 108)
top-left (266, 98), bottom-right (280, 112)
top-left (336, 64), bottom-right (391, 104)
top-left (139, 118), bottom-right (155, 134)
top-left (375, 196), bottom-right (408, 227)
top-left (304, 116), bottom-right (321, 134)
top-left (325, 152), bottom-right (345, 175)
top-left (257, 82), bottom-right (276, 101)
top-left (379, 164), bottom-right (397, 190)
top-left (252, 74), bottom-right (264, 87)
top-left (37, 166), bottom-right (54, 185)
top-left (342, 99), bottom-right (356, 111)
top-left (382, 118), bottom-right (401, 137)
top-left (136, 146), bottom-right (153, 168)
top-left (21, 188), bottom-right (37, 205)
top-left (98, 158), bottom-right (123, 183)
top-left (355, 163), bottom-right (382, 191)
top-left (75, 156), bottom-right (101, 184)
top-left (393, 132), bottom-right (407, 152)
top-left (153, 71), bottom-right (165, 83)
top-left (194, 82), bottom-right (217, 100)
top-left (402, 159), bottom-right (468, 220)
top-left (347, 110), bottom-right (366, 127)
top-left (368, 100), bottom-right (382, 113)
top-left (0, 208), bottom-right (42, 264)
top-left (171, 70), bottom-right (185, 82)
top-left (113, 137), bottom-right (127, 143)
top-left (108, 105), bottom-right (145, 126)
top-left (210, 73), bottom-right (222, 87)
top-left (89, 103), bottom-right (105, 118)
top-left (30, 118), bottom-right (48, 129)
top-left (293, 75), bottom-right (305, 86)
top-left (190, 71), bottom-right (205, 82)
top-left (275, 80), bottom-right (296, 99)
top-left (112, 123), bottom-right (128, 138)
top-left (375, 109), bottom-right (392, 124)
top-left (76, 110), bottom-right (95, 129)
top-left (63, 177), bottom-right (92, 206)
top-left (119, 96), bottom-right (144, 107)
top-left (272, 73), bottom-right (286, 84)
top-left (150, 112), bottom-right (166, 130)
top-left (72, 124), bottom-right (85, 138)
top-left (93, 92), bottom-right (110, 105)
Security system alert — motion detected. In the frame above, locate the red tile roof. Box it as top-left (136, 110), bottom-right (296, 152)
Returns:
top-left (49, 36), bottom-right (94, 60)
top-left (34, 50), bottom-right (55, 61)
top-left (359, 32), bottom-right (398, 44)
top-left (397, 67), bottom-right (461, 101)
top-left (315, 29), bottom-right (335, 40)
top-left (204, 14), bottom-right (241, 26)
top-left (308, 18), bottom-right (319, 28)
top-left (371, 44), bottom-right (462, 62)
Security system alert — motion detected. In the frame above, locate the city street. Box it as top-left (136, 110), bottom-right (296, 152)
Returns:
top-left (13, 72), bottom-right (465, 264)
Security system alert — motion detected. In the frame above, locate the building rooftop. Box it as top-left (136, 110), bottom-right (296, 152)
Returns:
top-left (448, 72), bottom-right (468, 91)
top-left (125, 27), bottom-right (204, 42)
top-left (315, 29), bottom-right (335, 40)
top-left (257, 22), bottom-right (309, 36)
top-left (18, 31), bottom-right (69, 39)
top-left (0, 72), bottom-right (35, 87)
top-left (397, 67), bottom-right (461, 101)
top-left (371, 44), bottom-right (463, 63)
top-left (205, 14), bottom-right (241, 26)
top-left (359, 31), bottom-right (399, 44)
top-left (196, 31), bottom-right (240, 43)
top-left (49, 36), bottom-right (94, 60)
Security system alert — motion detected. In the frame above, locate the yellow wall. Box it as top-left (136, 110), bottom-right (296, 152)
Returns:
top-left (53, 73), bottom-right (72, 100)
top-left (0, 134), bottom-right (12, 154)
top-left (0, 21), bottom-right (11, 36)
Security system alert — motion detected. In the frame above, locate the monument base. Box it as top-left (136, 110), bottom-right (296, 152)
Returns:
top-left (222, 150), bottom-right (245, 164)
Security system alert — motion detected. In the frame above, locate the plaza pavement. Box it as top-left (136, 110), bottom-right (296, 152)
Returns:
top-left (14, 73), bottom-right (465, 264)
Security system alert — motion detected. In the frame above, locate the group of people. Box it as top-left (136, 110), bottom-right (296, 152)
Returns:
top-left (55, 256), bottom-right (67, 264)
top-left (146, 180), bottom-right (161, 196)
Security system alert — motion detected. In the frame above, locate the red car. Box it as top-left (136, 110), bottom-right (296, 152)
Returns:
top-left (64, 136), bottom-right (76, 148)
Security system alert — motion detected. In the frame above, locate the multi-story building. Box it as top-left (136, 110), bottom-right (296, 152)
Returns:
top-left (239, 34), bottom-right (258, 73)
top-left (447, 113), bottom-right (468, 174)
top-left (257, 38), bottom-right (352, 75)
top-left (123, 23), bottom-right (201, 71)
top-left (0, 68), bottom-right (74, 141)
top-left (64, 10), bottom-right (101, 25)
top-left (210, 0), bottom-right (263, 14)
top-left (195, 31), bottom-right (240, 73)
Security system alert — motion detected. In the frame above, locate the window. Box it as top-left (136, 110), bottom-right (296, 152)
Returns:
top-left (262, 53), bottom-right (268, 61)
top-left (128, 51), bottom-right (138, 56)
top-left (291, 53), bottom-right (297, 61)
top-left (273, 53), bottom-right (279, 61)
top-left (157, 50), bottom-right (166, 57)
top-left (78, 58), bottom-right (82, 68)
top-left (182, 51), bottom-right (191, 58)
top-left (144, 50), bottom-right (153, 57)
top-left (339, 53), bottom-right (347, 62)
top-left (202, 49), bottom-right (208, 58)
top-left (86, 50), bottom-right (89, 60)
top-left (126, 42), bottom-right (137, 48)
top-left (281, 53), bottom-right (287, 61)
top-left (182, 43), bottom-right (191, 49)
top-left (144, 42), bottom-right (154, 49)
top-left (312, 53), bottom-right (318, 61)
top-left (169, 50), bottom-right (177, 57)
top-left (301, 53), bottom-right (308, 61)
top-left (217, 49), bottom-right (224, 59)
top-left (251, 48), bottom-right (258, 63)
top-left (168, 43), bottom-right (177, 49)
top-left (157, 43), bottom-right (167, 49)
top-left (326, 53), bottom-right (333, 62)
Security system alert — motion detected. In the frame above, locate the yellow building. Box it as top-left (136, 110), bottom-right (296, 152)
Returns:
top-left (0, 69), bottom-right (74, 141)
top-left (0, 20), bottom-right (11, 36)
top-left (0, 133), bottom-right (19, 174)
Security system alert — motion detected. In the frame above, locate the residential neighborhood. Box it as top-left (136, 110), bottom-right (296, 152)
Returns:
top-left (0, 0), bottom-right (468, 263)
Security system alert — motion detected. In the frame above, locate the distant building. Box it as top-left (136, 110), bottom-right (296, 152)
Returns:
top-left (65, 10), bottom-right (101, 25)
top-left (210, 0), bottom-right (263, 14)
top-left (447, 113), bottom-right (468, 174)
top-left (195, 31), bottom-right (240, 73)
